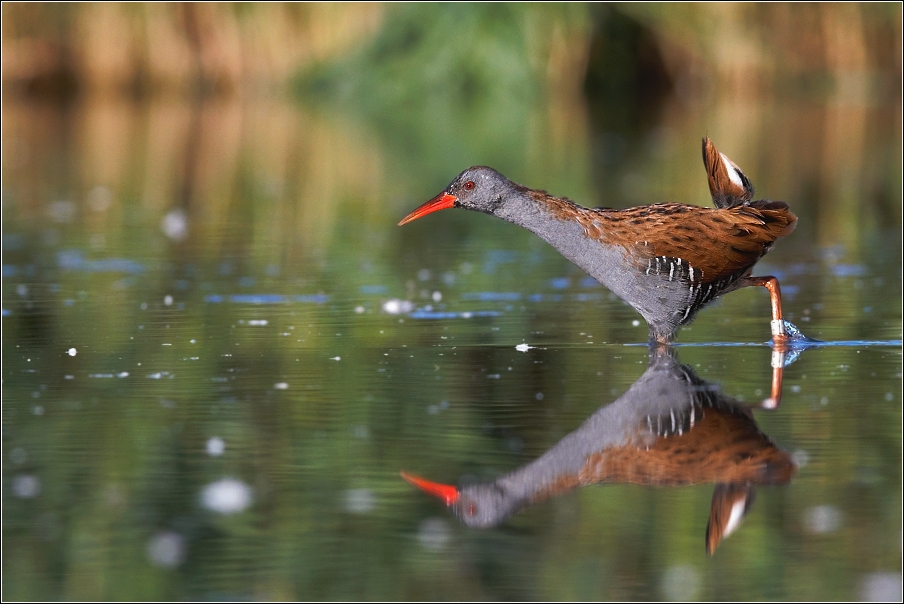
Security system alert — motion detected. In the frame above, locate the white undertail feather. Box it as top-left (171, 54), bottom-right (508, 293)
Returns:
top-left (720, 152), bottom-right (745, 188)
top-left (723, 499), bottom-right (748, 538)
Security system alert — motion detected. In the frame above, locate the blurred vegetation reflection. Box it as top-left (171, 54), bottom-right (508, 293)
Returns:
top-left (3, 3), bottom-right (902, 601)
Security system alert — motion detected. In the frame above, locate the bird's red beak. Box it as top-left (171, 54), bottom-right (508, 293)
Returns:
top-left (400, 470), bottom-right (460, 505)
top-left (398, 192), bottom-right (458, 226)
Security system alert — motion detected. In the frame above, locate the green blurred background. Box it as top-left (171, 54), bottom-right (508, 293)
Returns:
top-left (3, 3), bottom-right (901, 254)
top-left (2, 3), bottom-right (902, 601)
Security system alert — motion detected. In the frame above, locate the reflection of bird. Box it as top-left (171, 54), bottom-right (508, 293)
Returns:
top-left (402, 347), bottom-right (796, 555)
top-left (399, 138), bottom-right (797, 345)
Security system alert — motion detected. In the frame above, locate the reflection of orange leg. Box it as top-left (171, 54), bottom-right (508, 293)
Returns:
top-left (762, 351), bottom-right (785, 409)
top-left (744, 276), bottom-right (789, 347)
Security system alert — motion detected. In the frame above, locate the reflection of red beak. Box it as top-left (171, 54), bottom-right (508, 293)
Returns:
top-left (400, 470), bottom-right (460, 505)
top-left (398, 192), bottom-right (458, 226)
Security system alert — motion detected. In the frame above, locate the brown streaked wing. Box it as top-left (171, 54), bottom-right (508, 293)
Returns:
top-left (584, 203), bottom-right (796, 283)
top-left (528, 193), bottom-right (796, 285)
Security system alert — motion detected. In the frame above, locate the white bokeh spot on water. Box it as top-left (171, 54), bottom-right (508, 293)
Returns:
top-left (417, 517), bottom-right (450, 551)
top-left (661, 565), bottom-right (701, 601)
top-left (792, 448), bottom-right (809, 468)
top-left (67, 347), bottom-right (77, 356)
top-left (804, 504), bottom-right (843, 533)
top-left (13, 474), bottom-right (41, 498)
top-left (147, 531), bottom-right (186, 569)
top-left (382, 299), bottom-right (414, 315)
top-left (206, 437), bottom-right (225, 457)
top-left (200, 478), bottom-right (252, 515)
top-left (344, 488), bottom-right (375, 514)
top-left (860, 572), bottom-right (902, 602)
top-left (161, 209), bottom-right (188, 241)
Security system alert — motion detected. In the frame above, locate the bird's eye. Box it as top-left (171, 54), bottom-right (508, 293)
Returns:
top-left (464, 181), bottom-right (475, 190)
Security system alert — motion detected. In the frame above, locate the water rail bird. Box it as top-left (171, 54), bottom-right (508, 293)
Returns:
top-left (399, 138), bottom-right (797, 345)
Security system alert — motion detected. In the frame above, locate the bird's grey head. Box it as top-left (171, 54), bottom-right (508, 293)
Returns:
top-left (398, 166), bottom-right (514, 226)
top-left (445, 166), bottom-right (513, 215)
top-left (451, 482), bottom-right (520, 529)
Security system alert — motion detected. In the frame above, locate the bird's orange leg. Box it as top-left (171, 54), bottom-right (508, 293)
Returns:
top-left (745, 276), bottom-right (789, 348)
top-left (743, 276), bottom-right (789, 408)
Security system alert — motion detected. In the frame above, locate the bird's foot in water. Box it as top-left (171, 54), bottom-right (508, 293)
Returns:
top-left (770, 319), bottom-right (822, 367)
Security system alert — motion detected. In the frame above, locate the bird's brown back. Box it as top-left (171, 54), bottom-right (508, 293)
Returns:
top-left (537, 194), bottom-right (797, 285)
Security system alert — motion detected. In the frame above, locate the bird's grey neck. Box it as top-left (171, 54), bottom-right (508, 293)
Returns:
top-left (493, 193), bottom-right (593, 259)
top-left (492, 192), bottom-right (628, 299)
top-left (493, 191), bottom-right (576, 235)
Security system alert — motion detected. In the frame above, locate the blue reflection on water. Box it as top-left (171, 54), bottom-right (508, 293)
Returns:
top-left (409, 310), bottom-right (502, 319)
top-left (204, 294), bottom-right (329, 304)
top-left (830, 264), bottom-right (867, 277)
top-left (57, 250), bottom-right (145, 274)
top-left (462, 292), bottom-right (521, 301)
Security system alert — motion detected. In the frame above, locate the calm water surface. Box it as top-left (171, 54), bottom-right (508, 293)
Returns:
top-left (3, 92), bottom-right (902, 601)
